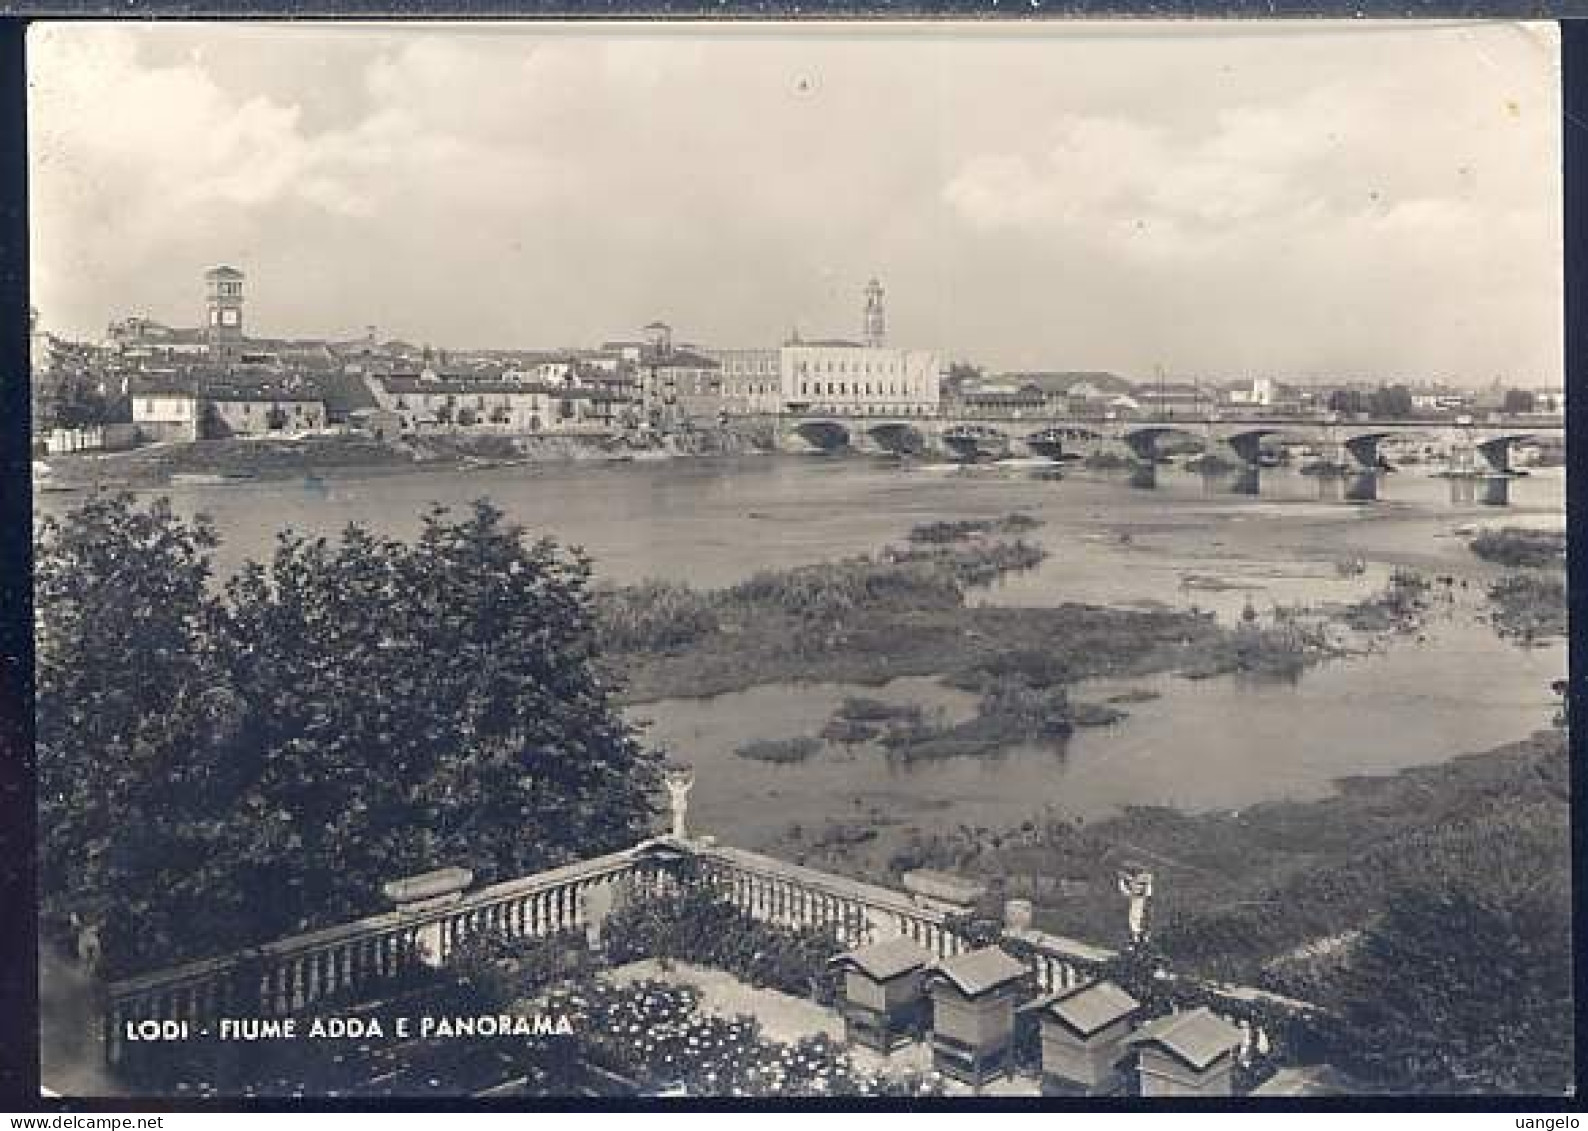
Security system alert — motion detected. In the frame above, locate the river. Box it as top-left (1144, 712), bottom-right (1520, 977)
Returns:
top-left (41, 455), bottom-right (1566, 851)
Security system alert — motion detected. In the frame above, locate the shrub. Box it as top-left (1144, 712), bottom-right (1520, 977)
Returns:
top-left (602, 881), bottom-right (850, 1001)
top-left (1469, 527), bottom-right (1566, 569)
top-left (595, 580), bottom-right (720, 652)
top-left (735, 736), bottom-right (823, 764)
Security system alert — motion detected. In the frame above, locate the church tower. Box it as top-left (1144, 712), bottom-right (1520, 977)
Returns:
top-left (863, 277), bottom-right (886, 348)
top-left (204, 265), bottom-right (245, 343)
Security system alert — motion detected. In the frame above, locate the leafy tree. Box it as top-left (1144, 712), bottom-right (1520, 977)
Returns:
top-left (1367, 385), bottom-right (1414, 418)
top-left (36, 495), bottom-right (662, 976)
top-left (42, 370), bottom-right (112, 429)
top-left (1502, 389), bottom-right (1538, 415)
top-left (35, 495), bottom-right (237, 972)
top-left (1318, 876), bottom-right (1572, 1094)
top-left (1327, 389), bottom-right (1365, 415)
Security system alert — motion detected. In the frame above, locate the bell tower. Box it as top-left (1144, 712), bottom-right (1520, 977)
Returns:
top-left (863, 277), bottom-right (886, 348)
top-left (204, 265), bottom-right (245, 343)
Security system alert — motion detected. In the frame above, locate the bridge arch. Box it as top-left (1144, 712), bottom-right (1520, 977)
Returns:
top-left (1475, 433), bottom-right (1536, 473)
top-left (791, 419), bottom-right (851, 453)
top-left (942, 423), bottom-right (1009, 461)
top-left (1221, 427), bottom-right (1311, 465)
top-left (1122, 425), bottom-right (1200, 462)
top-left (1023, 425), bottom-right (1102, 460)
top-left (866, 421), bottom-right (927, 457)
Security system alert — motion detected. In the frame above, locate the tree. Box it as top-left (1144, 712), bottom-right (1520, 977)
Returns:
top-left (1318, 875), bottom-right (1573, 1094)
top-left (36, 495), bottom-right (662, 976)
top-left (1327, 389), bottom-right (1365, 415)
top-left (1366, 385), bottom-right (1413, 418)
top-left (1502, 389), bottom-right (1537, 415)
top-left (35, 495), bottom-right (236, 973)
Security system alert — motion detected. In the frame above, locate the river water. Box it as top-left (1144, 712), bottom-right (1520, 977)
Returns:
top-left (45, 455), bottom-right (1566, 848)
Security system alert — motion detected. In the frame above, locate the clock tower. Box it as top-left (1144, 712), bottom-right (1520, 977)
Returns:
top-left (204, 265), bottom-right (245, 344)
top-left (863, 277), bottom-right (886, 348)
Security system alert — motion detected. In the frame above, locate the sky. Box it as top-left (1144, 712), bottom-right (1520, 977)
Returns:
top-left (27, 20), bottom-right (1563, 385)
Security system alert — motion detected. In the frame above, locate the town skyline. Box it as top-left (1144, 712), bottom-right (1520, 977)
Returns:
top-left (29, 21), bottom-right (1564, 388)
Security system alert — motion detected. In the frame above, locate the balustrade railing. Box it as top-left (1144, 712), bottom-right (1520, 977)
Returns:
top-left (103, 847), bottom-right (640, 1066)
top-left (693, 844), bottom-right (968, 960)
top-left (103, 835), bottom-right (1316, 1076)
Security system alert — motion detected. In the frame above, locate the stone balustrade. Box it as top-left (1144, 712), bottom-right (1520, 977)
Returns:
top-left (693, 844), bottom-right (970, 960)
top-left (102, 835), bottom-right (1316, 1077)
top-left (103, 847), bottom-right (641, 1066)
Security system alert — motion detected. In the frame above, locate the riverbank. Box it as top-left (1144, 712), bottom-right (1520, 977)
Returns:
top-left (37, 426), bottom-right (774, 490)
top-left (788, 726), bottom-right (1568, 997)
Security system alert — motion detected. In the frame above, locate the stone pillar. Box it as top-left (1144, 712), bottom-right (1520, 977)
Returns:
top-left (1004, 898), bottom-right (1034, 931)
top-left (382, 867), bottom-right (474, 968)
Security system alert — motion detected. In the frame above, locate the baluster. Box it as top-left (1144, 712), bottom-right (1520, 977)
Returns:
top-left (304, 953), bottom-right (322, 1005)
top-left (288, 957), bottom-right (307, 1010)
top-left (106, 1002), bottom-right (127, 1066)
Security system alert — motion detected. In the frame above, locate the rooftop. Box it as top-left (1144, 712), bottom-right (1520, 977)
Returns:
top-left (831, 937), bottom-right (933, 982)
top-left (1037, 979), bottom-right (1139, 1037)
top-left (1248, 1064), bottom-right (1361, 1097)
top-left (929, 946), bottom-right (1027, 999)
top-left (1124, 1006), bottom-right (1243, 1071)
top-left (640, 347), bottom-right (720, 370)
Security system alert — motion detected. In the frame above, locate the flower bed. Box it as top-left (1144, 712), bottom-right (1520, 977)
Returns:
top-left (544, 978), bottom-right (940, 1096)
top-left (602, 879), bottom-right (849, 1002)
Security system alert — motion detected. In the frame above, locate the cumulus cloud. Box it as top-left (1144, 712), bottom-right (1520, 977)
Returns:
top-left (27, 20), bottom-right (1562, 383)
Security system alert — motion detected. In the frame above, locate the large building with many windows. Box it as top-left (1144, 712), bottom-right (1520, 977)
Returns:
top-left (779, 339), bottom-right (941, 416)
top-left (707, 280), bottom-right (943, 417)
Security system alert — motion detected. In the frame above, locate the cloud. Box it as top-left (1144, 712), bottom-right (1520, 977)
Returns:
top-left (27, 21), bottom-right (1563, 383)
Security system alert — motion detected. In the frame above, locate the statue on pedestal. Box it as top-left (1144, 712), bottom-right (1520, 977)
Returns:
top-left (663, 762), bottom-right (695, 841)
top-left (1117, 868), bottom-right (1154, 943)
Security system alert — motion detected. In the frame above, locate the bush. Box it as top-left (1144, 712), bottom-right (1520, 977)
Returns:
top-left (602, 881), bottom-right (849, 1001)
top-left (444, 928), bottom-right (597, 1012)
top-left (1469, 527), bottom-right (1566, 569)
top-left (595, 580), bottom-right (720, 652)
top-left (906, 513), bottom-right (1042, 544)
top-left (1487, 572), bottom-right (1567, 642)
top-left (735, 736), bottom-right (823, 764)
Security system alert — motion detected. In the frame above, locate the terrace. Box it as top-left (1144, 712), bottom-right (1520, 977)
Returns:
top-left (101, 775), bottom-right (1333, 1098)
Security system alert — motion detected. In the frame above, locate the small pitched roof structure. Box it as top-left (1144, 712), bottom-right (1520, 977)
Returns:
top-left (1249, 1064), bottom-right (1361, 1097)
top-left (1124, 1007), bottom-right (1243, 1072)
top-left (831, 937), bottom-right (932, 981)
top-left (929, 946), bottom-right (1028, 999)
top-left (1039, 979), bottom-right (1139, 1038)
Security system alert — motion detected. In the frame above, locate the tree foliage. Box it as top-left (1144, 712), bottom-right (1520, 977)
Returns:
top-left (1317, 874), bottom-right (1573, 1094)
top-left (36, 494), bottom-right (661, 976)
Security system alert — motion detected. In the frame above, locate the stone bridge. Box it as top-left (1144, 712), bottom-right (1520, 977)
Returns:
top-left (769, 411), bottom-right (1560, 473)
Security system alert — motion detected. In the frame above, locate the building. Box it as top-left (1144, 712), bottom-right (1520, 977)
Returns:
top-left (203, 381), bottom-right (327, 436)
top-left (1135, 381), bottom-right (1216, 419)
top-left (780, 339), bottom-right (941, 417)
top-left (204, 265), bottom-right (245, 343)
top-left (633, 323), bottom-right (725, 428)
top-left (129, 384), bottom-right (200, 443)
top-left (953, 383), bottom-right (1047, 417)
top-left (779, 282), bottom-right (941, 416)
top-left (370, 373), bottom-right (621, 434)
top-left (709, 348), bottom-right (783, 415)
top-left (107, 318), bottom-right (213, 364)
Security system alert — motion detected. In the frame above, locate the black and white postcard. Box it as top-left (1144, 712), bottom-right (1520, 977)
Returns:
top-left (26, 19), bottom-right (1570, 1100)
